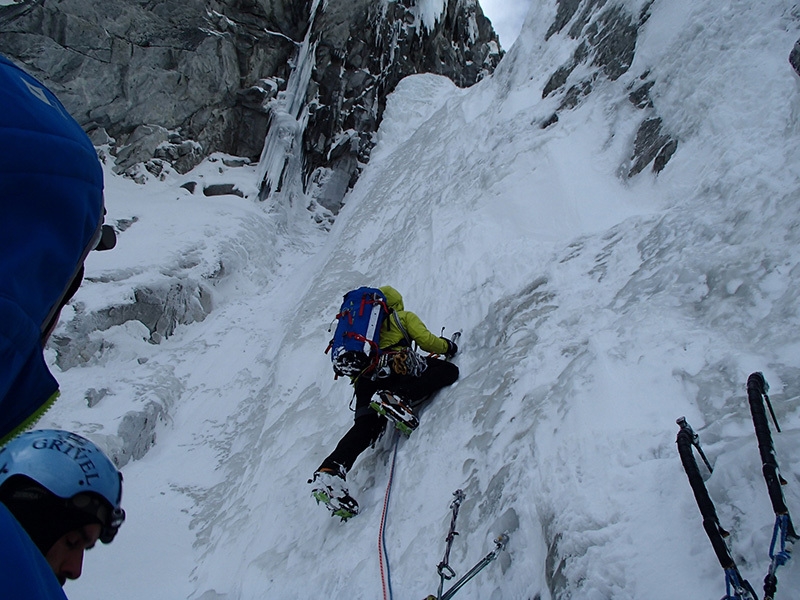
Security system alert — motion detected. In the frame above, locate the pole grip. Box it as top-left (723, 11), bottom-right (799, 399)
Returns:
top-left (676, 426), bottom-right (735, 569)
top-left (746, 372), bottom-right (796, 536)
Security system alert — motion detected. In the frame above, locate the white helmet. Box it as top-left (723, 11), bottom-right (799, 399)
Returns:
top-left (0, 429), bottom-right (124, 545)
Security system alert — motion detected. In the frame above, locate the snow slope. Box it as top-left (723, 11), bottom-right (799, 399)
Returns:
top-left (38, 1), bottom-right (800, 599)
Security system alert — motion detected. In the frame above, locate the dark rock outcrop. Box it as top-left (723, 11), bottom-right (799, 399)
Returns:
top-left (0, 0), bottom-right (303, 175)
top-left (791, 39), bottom-right (800, 78)
top-left (0, 0), bottom-right (501, 211)
top-left (300, 0), bottom-right (502, 211)
top-left (50, 276), bottom-right (213, 371)
top-left (540, 0), bottom-right (678, 177)
top-left (543, 2), bottom-right (641, 105)
top-left (628, 116), bottom-right (677, 177)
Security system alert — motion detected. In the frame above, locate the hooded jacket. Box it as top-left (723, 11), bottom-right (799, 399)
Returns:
top-left (378, 286), bottom-right (449, 355)
top-left (0, 502), bottom-right (68, 599)
top-left (1, 56), bottom-right (105, 598)
top-left (0, 54), bottom-right (104, 445)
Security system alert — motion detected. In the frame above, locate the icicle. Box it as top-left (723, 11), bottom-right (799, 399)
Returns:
top-left (409, 0), bottom-right (448, 34)
top-left (255, 0), bottom-right (323, 205)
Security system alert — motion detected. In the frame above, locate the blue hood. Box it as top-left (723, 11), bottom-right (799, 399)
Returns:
top-left (0, 55), bottom-right (104, 444)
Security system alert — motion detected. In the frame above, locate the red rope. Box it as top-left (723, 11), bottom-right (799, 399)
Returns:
top-left (378, 431), bottom-right (400, 600)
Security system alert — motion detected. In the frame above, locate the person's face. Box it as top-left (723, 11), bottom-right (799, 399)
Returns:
top-left (44, 523), bottom-right (102, 585)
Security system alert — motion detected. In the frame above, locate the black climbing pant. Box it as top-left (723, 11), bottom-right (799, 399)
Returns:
top-left (318, 356), bottom-right (459, 475)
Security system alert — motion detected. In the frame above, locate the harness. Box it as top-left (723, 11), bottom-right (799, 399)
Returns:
top-left (374, 311), bottom-right (427, 378)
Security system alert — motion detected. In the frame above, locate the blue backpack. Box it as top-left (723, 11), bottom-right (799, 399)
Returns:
top-left (327, 287), bottom-right (389, 377)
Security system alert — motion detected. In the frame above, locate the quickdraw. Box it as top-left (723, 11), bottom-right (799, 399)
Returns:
top-left (376, 349), bottom-right (428, 379)
top-left (425, 489), bottom-right (509, 600)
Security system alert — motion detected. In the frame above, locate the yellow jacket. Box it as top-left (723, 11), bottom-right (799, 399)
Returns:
top-left (378, 286), bottom-right (449, 355)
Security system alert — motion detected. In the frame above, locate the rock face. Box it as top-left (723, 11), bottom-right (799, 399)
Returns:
top-left (539, 0), bottom-right (678, 177)
top-left (0, 0), bottom-right (501, 209)
top-left (303, 0), bottom-right (501, 211)
top-left (0, 0), bottom-right (292, 172)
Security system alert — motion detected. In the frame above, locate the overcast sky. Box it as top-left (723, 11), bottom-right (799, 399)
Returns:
top-left (480, 0), bottom-right (530, 49)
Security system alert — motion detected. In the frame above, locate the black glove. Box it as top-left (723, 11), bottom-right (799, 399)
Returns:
top-left (442, 337), bottom-right (458, 359)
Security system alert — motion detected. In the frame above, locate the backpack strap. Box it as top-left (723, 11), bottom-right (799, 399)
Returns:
top-left (389, 310), bottom-right (413, 349)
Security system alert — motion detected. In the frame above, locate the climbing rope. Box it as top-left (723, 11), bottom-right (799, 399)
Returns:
top-left (379, 430), bottom-right (401, 600)
top-left (378, 330), bottom-right (461, 600)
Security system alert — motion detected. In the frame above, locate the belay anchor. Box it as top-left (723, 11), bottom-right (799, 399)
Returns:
top-left (422, 489), bottom-right (509, 600)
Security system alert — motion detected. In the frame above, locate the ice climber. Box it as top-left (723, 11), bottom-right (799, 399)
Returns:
top-left (0, 430), bottom-right (125, 592)
top-left (312, 285), bottom-right (459, 518)
top-left (0, 53), bottom-right (123, 597)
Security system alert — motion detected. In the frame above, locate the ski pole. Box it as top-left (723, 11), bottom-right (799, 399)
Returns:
top-left (436, 490), bottom-right (465, 599)
top-left (747, 372), bottom-right (782, 433)
top-left (745, 374), bottom-right (794, 520)
top-left (676, 416), bottom-right (714, 473)
top-left (745, 372), bottom-right (798, 600)
top-left (675, 418), bottom-right (758, 600)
